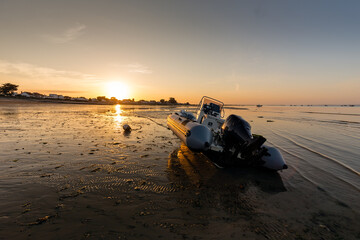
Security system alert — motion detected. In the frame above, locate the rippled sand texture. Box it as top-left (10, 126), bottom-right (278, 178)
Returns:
top-left (0, 101), bottom-right (359, 239)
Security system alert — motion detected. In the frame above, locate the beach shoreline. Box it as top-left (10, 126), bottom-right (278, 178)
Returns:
top-left (0, 101), bottom-right (359, 239)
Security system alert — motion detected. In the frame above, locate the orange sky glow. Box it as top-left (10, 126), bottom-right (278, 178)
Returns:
top-left (0, 1), bottom-right (359, 105)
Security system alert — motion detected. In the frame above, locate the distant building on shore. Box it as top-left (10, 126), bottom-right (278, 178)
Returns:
top-left (32, 92), bottom-right (45, 98)
top-left (74, 97), bottom-right (87, 101)
top-left (20, 92), bottom-right (32, 97)
top-left (49, 94), bottom-right (64, 99)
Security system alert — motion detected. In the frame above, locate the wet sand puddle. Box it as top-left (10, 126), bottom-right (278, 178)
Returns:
top-left (0, 103), bottom-right (359, 239)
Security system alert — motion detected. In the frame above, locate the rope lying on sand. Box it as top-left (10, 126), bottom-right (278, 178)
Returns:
top-left (134, 115), bottom-right (168, 129)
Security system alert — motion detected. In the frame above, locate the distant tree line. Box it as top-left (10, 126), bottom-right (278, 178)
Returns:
top-left (0, 83), bottom-right (187, 105)
top-left (0, 83), bottom-right (18, 96)
top-left (159, 97), bottom-right (177, 104)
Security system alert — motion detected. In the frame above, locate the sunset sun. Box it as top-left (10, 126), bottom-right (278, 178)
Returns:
top-left (106, 82), bottom-right (130, 100)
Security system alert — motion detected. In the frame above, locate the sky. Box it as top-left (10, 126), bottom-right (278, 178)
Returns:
top-left (0, 0), bottom-right (359, 104)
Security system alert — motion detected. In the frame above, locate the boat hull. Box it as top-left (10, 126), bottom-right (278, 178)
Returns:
top-left (167, 113), bottom-right (287, 171)
top-left (261, 145), bottom-right (287, 170)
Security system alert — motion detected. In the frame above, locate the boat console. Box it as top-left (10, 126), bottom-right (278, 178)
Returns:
top-left (196, 96), bottom-right (225, 131)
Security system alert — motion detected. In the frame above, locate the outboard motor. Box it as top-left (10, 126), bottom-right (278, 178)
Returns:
top-left (221, 114), bottom-right (253, 145)
top-left (221, 114), bottom-right (267, 164)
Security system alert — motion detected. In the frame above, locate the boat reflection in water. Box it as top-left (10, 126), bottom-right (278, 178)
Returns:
top-left (167, 144), bottom-right (286, 215)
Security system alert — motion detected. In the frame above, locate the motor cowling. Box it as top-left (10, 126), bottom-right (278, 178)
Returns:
top-left (221, 114), bottom-right (253, 146)
top-left (221, 114), bottom-right (267, 166)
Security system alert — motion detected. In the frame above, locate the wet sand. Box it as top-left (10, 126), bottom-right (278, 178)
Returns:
top-left (0, 100), bottom-right (359, 239)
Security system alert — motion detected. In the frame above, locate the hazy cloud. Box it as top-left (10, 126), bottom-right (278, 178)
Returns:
top-left (0, 60), bottom-right (99, 83)
top-left (43, 23), bottom-right (86, 43)
top-left (124, 63), bottom-right (152, 74)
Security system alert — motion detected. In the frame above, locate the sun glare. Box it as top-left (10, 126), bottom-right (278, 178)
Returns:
top-left (114, 104), bottom-right (123, 125)
top-left (106, 82), bottom-right (130, 100)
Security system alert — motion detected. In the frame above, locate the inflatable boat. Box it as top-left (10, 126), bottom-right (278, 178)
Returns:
top-left (167, 96), bottom-right (287, 171)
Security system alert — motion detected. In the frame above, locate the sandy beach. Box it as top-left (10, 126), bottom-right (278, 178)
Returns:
top-left (0, 99), bottom-right (359, 239)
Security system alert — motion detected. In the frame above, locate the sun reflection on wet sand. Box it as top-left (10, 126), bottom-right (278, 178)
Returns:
top-left (114, 104), bottom-right (124, 125)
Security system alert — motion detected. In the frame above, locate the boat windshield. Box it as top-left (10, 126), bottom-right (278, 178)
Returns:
top-left (198, 96), bottom-right (225, 116)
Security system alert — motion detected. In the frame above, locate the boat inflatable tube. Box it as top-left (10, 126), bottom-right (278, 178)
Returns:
top-left (167, 113), bottom-right (213, 151)
top-left (261, 145), bottom-right (288, 170)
